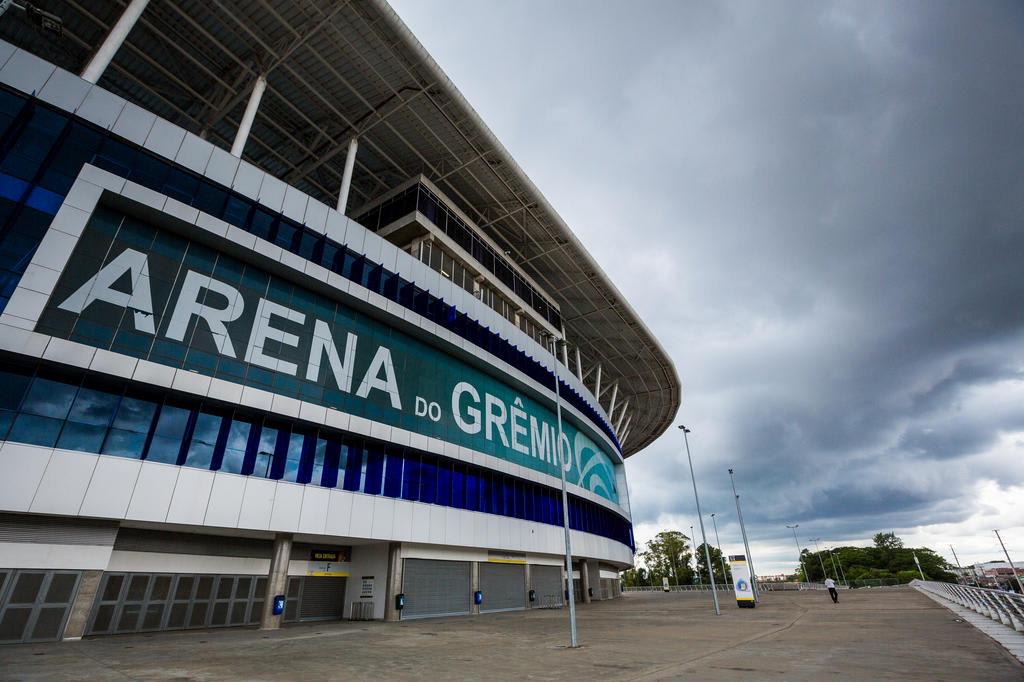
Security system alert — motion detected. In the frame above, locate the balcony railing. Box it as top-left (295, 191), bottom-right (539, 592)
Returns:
top-left (912, 579), bottom-right (1024, 633)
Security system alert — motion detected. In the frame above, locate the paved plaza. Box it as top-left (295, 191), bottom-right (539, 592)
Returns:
top-left (1, 587), bottom-right (1020, 680)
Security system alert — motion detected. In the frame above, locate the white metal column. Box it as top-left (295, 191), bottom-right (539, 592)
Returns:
top-left (81, 0), bottom-right (151, 84)
top-left (336, 137), bottom-right (359, 214)
top-left (231, 75), bottom-right (268, 158)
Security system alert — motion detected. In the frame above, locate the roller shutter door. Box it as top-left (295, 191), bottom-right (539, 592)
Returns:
top-left (479, 563), bottom-right (525, 613)
top-left (299, 577), bottom-right (346, 621)
top-left (402, 559), bottom-right (470, 619)
top-left (530, 565), bottom-right (563, 608)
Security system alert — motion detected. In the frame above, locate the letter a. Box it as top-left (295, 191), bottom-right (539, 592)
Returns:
top-left (58, 248), bottom-right (155, 334)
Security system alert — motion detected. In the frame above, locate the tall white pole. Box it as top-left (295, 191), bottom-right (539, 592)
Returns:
top-left (337, 137), bottom-right (359, 214)
top-left (729, 469), bottom-right (759, 602)
top-left (231, 75), bottom-right (268, 158)
top-left (827, 547), bottom-right (842, 586)
top-left (994, 530), bottom-right (1024, 594)
top-left (550, 336), bottom-right (578, 647)
top-left (810, 538), bottom-right (828, 579)
top-left (680, 426), bottom-right (720, 615)
top-left (710, 513), bottom-right (729, 583)
top-left (81, 0), bottom-right (151, 84)
top-left (787, 524), bottom-right (807, 588)
top-left (690, 525), bottom-right (698, 586)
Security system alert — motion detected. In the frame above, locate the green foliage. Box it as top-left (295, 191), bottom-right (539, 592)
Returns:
top-left (797, 533), bottom-right (955, 584)
top-left (636, 530), bottom-right (694, 587)
top-left (695, 543), bottom-right (730, 584)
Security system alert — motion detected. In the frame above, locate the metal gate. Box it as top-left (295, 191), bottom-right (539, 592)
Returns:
top-left (402, 559), bottom-right (470, 619)
top-left (0, 570), bottom-right (81, 644)
top-left (86, 572), bottom-right (293, 635)
top-left (530, 565), bottom-right (563, 608)
top-left (479, 563), bottom-right (525, 613)
top-left (298, 577), bottom-right (346, 621)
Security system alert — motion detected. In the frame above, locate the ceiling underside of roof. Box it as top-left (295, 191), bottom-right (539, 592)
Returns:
top-left (0, 0), bottom-right (680, 455)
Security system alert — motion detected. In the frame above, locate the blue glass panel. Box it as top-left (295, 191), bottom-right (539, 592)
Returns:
top-left (451, 464), bottom-right (465, 510)
top-left (8, 413), bottom-right (62, 447)
top-left (146, 404), bottom-right (191, 464)
top-left (464, 468), bottom-right (478, 511)
top-left (419, 456), bottom-right (436, 504)
top-left (382, 449), bottom-right (403, 498)
top-left (184, 411), bottom-right (224, 469)
top-left (321, 438), bottom-right (341, 489)
top-left (363, 447), bottom-right (384, 495)
top-left (401, 453), bottom-right (420, 501)
top-left (99, 395), bottom-right (157, 459)
top-left (252, 424), bottom-right (278, 478)
top-left (342, 442), bottom-right (363, 492)
top-left (280, 430), bottom-right (304, 482)
top-left (436, 460), bottom-right (451, 507)
top-left (57, 386), bottom-right (119, 452)
top-left (219, 417), bottom-right (252, 474)
top-left (20, 376), bottom-right (77, 420)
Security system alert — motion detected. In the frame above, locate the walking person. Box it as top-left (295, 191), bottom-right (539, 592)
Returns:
top-left (825, 576), bottom-right (839, 604)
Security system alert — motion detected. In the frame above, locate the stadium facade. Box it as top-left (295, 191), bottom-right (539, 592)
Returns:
top-left (0, 0), bottom-right (678, 643)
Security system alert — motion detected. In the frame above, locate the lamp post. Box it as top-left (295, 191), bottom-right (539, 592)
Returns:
top-left (949, 545), bottom-right (966, 586)
top-left (728, 468), bottom-right (759, 602)
top-left (786, 524), bottom-right (808, 588)
top-left (680, 426), bottom-right (720, 615)
top-left (710, 513), bottom-right (730, 584)
top-left (994, 530), bottom-right (1024, 594)
top-left (809, 538), bottom-right (828, 580)
top-left (548, 336), bottom-right (577, 647)
top-left (690, 525), bottom-right (700, 586)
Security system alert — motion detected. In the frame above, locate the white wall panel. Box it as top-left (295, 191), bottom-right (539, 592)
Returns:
top-left (324, 490), bottom-right (353, 537)
top-left (165, 468), bottom-right (215, 525)
top-left (125, 462), bottom-right (179, 522)
top-left (428, 505), bottom-right (445, 545)
top-left (237, 478), bottom-right (276, 530)
top-left (348, 494), bottom-right (374, 538)
top-left (298, 486), bottom-right (329, 535)
top-left (369, 496), bottom-right (395, 540)
top-left (0, 48), bottom-right (55, 96)
top-left (391, 500), bottom-right (412, 542)
top-left (410, 502), bottom-right (430, 543)
top-left (30, 449), bottom-right (98, 515)
top-left (204, 473), bottom-right (246, 528)
top-left (37, 68), bottom-right (91, 112)
top-left (0, 442), bottom-right (51, 512)
top-left (269, 482), bottom-right (302, 532)
top-left (0, 542), bottom-right (113, 571)
top-left (79, 456), bottom-right (141, 519)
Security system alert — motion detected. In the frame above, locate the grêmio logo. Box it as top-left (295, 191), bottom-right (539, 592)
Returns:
top-left (57, 247), bottom-right (404, 411)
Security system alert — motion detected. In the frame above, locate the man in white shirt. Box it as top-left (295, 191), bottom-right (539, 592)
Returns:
top-left (825, 577), bottom-right (838, 604)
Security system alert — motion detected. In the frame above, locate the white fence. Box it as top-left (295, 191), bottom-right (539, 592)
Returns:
top-left (622, 582), bottom-right (827, 593)
top-left (912, 579), bottom-right (1024, 633)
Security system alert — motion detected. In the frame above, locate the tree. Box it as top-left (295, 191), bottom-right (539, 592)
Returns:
top-left (873, 532), bottom-right (904, 552)
top-left (638, 530), bottom-right (694, 587)
top-left (695, 543), bottom-right (730, 584)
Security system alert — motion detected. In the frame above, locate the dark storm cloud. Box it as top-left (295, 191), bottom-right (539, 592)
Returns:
top-left (391, 0), bottom-right (1024, 565)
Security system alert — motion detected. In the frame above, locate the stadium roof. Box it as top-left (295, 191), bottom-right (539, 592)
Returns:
top-left (0, 0), bottom-right (680, 455)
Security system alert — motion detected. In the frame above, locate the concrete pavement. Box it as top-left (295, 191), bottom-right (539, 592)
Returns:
top-left (1, 587), bottom-right (1020, 680)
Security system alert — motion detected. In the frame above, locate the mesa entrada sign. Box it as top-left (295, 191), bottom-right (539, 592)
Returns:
top-left (37, 208), bottom-right (619, 502)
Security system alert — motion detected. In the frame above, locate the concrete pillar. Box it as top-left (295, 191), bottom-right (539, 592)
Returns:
top-left (384, 542), bottom-right (402, 623)
top-left (81, 0), bottom-right (150, 84)
top-left (470, 562), bottom-right (480, 615)
top-left (524, 563), bottom-right (532, 609)
top-left (580, 560), bottom-right (592, 604)
top-left (231, 75), bottom-right (268, 158)
top-left (336, 137), bottom-right (359, 215)
top-left (61, 570), bottom-right (103, 640)
top-left (259, 533), bottom-right (293, 630)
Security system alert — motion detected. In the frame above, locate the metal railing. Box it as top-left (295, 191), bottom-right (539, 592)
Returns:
top-left (912, 579), bottom-right (1024, 633)
top-left (622, 582), bottom-right (833, 593)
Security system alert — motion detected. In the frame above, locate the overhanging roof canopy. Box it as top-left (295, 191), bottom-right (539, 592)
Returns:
top-left (0, 0), bottom-right (680, 455)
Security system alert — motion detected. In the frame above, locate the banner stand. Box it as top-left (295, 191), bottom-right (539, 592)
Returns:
top-left (729, 554), bottom-right (756, 608)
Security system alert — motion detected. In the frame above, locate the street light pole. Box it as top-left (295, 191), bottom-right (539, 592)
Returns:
top-left (949, 545), bottom-right (966, 586)
top-left (680, 426), bottom-right (720, 615)
top-left (548, 336), bottom-right (578, 647)
top-left (728, 468), bottom-right (759, 602)
top-left (690, 525), bottom-right (700, 586)
top-left (994, 529), bottom-right (1024, 594)
top-left (786, 524), bottom-right (808, 588)
top-left (810, 538), bottom-right (828, 580)
top-left (826, 547), bottom-right (841, 585)
top-left (710, 513), bottom-right (730, 583)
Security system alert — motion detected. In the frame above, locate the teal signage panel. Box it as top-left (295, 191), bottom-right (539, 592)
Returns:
top-left (35, 207), bottom-right (618, 502)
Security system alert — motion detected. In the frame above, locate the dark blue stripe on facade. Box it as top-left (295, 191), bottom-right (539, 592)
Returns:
top-left (0, 357), bottom-right (634, 551)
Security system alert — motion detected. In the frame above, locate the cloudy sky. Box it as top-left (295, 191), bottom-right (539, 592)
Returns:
top-left (391, 0), bottom-right (1024, 574)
